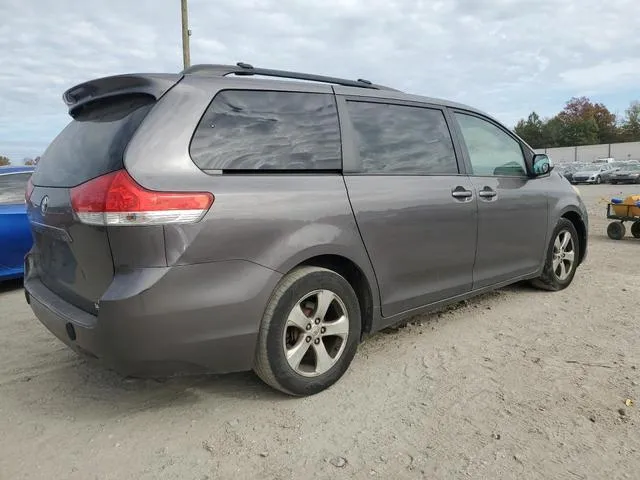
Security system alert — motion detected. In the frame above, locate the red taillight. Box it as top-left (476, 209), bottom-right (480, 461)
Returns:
top-left (70, 170), bottom-right (214, 226)
top-left (25, 177), bottom-right (34, 203)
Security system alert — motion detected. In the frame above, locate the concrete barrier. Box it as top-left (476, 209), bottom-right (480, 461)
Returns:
top-left (536, 141), bottom-right (640, 164)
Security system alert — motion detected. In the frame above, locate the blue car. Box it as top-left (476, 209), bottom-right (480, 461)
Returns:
top-left (0, 166), bottom-right (35, 280)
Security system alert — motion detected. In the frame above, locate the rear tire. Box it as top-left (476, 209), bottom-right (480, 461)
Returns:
top-left (611, 181), bottom-right (618, 185)
top-left (531, 219), bottom-right (580, 291)
top-left (607, 222), bottom-right (626, 240)
top-left (631, 221), bottom-right (640, 239)
top-left (254, 266), bottom-right (361, 396)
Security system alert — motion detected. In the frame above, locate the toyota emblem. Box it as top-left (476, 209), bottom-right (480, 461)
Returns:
top-left (40, 196), bottom-right (49, 215)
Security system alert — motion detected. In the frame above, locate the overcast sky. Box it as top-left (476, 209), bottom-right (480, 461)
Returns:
top-left (1, 0), bottom-right (638, 162)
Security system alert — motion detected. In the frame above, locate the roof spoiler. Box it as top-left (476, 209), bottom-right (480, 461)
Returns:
top-left (63, 74), bottom-right (182, 117)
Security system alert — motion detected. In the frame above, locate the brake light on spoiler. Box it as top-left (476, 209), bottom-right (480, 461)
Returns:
top-left (70, 170), bottom-right (214, 226)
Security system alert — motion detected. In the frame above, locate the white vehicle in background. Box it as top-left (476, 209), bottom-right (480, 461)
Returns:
top-left (593, 157), bottom-right (615, 164)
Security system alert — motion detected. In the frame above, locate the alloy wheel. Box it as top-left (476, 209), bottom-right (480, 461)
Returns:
top-left (282, 289), bottom-right (350, 377)
top-left (552, 230), bottom-right (576, 281)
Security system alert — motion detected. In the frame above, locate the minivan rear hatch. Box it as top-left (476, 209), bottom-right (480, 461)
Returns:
top-left (27, 74), bottom-right (180, 314)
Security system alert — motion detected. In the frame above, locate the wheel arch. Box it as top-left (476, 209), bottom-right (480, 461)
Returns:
top-left (284, 252), bottom-right (378, 337)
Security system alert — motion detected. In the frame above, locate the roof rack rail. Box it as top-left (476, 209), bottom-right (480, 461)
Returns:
top-left (181, 62), bottom-right (399, 91)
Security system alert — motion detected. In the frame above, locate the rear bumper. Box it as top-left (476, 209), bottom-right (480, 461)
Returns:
top-left (25, 257), bottom-right (282, 377)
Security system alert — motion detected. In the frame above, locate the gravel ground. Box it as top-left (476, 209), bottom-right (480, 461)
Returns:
top-left (0, 184), bottom-right (638, 480)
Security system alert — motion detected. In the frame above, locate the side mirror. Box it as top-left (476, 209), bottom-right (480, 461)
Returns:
top-left (532, 154), bottom-right (552, 176)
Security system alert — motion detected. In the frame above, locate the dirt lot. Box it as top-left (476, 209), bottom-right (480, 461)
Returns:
top-left (1, 184), bottom-right (638, 480)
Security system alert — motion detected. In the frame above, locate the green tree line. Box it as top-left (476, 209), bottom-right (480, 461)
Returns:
top-left (515, 97), bottom-right (640, 149)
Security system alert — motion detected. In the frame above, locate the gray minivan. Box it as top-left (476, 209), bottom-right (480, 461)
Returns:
top-left (24, 63), bottom-right (588, 396)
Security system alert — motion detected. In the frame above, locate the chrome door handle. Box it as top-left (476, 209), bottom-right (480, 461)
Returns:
top-left (478, 189), bottom-right (497, 199)
top-left (451, 188), bottom-right (473, 199)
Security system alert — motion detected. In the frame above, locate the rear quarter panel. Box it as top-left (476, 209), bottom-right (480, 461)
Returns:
top-left (161, 174), bottom-right (378, 279)
top-left (123, 75), bottom-right (380, 304)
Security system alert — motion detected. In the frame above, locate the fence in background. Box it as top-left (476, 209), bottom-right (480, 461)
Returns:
top-left (534, 141), bottom-right (640, 164)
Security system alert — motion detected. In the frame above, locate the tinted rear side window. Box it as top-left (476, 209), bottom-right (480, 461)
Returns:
top-left (32, 94), bottom-right (154, 187)
top-left (0, 173), bottom-right (31, 205)
top-left (190, 90), bottom-right (341, 171)
top-left (346, 101), bottom-right (458, 174)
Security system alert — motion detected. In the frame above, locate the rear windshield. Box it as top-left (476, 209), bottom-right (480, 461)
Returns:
top-left (32, 94), bottom-right (154, 187)
top-left (190, 90), bottom-right (341, 171)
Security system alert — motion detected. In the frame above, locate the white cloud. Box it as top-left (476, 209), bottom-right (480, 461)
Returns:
top-left (559, 59), bottom-right (640, 92)
top-left (0, 0), bottom-right (639, 161)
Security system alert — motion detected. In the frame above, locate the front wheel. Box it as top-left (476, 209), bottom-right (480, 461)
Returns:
top-left (595, 176), bottom-right (602, 185)
top-left (531, 219), bottom-right (580, 291)
top-left (631, 221), bottom-right (640, 239)
top-left (611, 181), bottom-right (618, 185)
top-left (254, 266), bottom-right (361, 396)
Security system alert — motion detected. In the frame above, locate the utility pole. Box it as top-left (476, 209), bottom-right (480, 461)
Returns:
top-left (181, 0), bottom-right (191, 69)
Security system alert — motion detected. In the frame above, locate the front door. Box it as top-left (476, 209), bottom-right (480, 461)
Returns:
top-left (338, 97), bottom-right (478, 317)
top-left (451, 111), bottom-right (548, 289)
